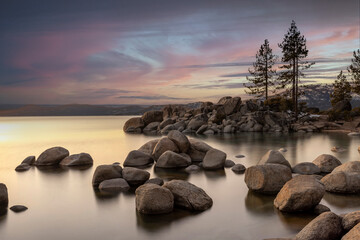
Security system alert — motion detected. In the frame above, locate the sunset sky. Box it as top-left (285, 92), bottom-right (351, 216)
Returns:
top-left (0, 0), bottom-right (359, 105)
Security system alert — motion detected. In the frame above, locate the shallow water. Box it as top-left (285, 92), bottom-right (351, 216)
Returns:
top-left (0, 116), bottom-right (360, 240)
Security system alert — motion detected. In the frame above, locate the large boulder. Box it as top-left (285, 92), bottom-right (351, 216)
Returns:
top-left (312, 154), bottom-right (342, 173)
top-left (202, 149), bottom-right (226, 170)
top-left (274, 175), bottom-right (325, 212)
top-left (217, 96), bottom-right (232, 105)
top-left (258, 150), bottom-right (291, 169)
top-left (138, 139), bottom-right (159, 155)
top-left (343, 222), bottom-right (360, 239)
top-left (135, 183), bottom-right (174, 215)
top-left (123, 117), bottom-right (144, 133)
top-left (332, 161), bottom-right (360, 173)
top-left (0, 184), bottom-right (8, 208)
top-left (189, 139), bottom-right (213, 152)
top-left (122, 167), bottom-right (150, 186)
top-left (92, 164), bottom-right (123, 187)
top-left (221, 97), bottom-right (242, 115)
top-left (244, 164), bottom-right (292, 194)
top-left (141, 111), bottom-right (163, 126)
top-left (36, 147), bottom-right (69, 166)
top-left (163, 180), bottom-right (212, 211)
top-left (160, 124), bottom-right (176, 134)
top-left (21, 156), bottom-right (35, 165)
top-left (143, 122), bottom-right (160, 133)
top-left (152, 137), bottom-right (179, 160)
top-left (167, 130), bottom-right (190, 153)
top-left (295, 212), bottom-right (343, 240)
top-left (123, 150), bottom-right (153, 167)
top-left (187, 114), bottom-right (208, 131)
top-left (321, 171), bottom-right (360, 193)
top-left (333, 99), bottom-right (352, 112)
top-left (292, 162), bottom-right (321, 175)
top-left (99, 178), bottom-right (130, 192)
top-left (60, 153), bottom-right (93, 166)
top-left (342, 211), bottom-right (360, 232)
top-left (159, 118), bottom-right (175, 130)
top-left (156, 151), bottom-right (191, 168)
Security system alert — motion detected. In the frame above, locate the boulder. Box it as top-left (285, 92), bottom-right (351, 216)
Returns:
top-left (36, 147), bottom-right (70, 166)
top-left (141, 110), bottom-right (163, 126)
top-left (60, 153), bottom-right (93, 166)
top-left (163, 180), bottom-right (212, 211)
top-left (167, 130), bottom-right (190, 153)
top-left (189, 139), bottom-right (213, 152)
top-left (98, 178), bottom-right (130, 192)
top-left (312, 154), bottom-right (342, 173)
top-left (208, 107), bottom-right (226, 124)
top-left (332, 161), bottom-right (360, 173)
top-left (187, 114), bottom-right (208, 131)
top-left (203, 129), bottom-right (215, 135)
top-left (15, 163), bottom-right (31, 172)
top-left (123, 117), bottom-right (144, 133)
top-left (295, 212), bottom-right (343, 240)
top-left (185, 165), bottom-right (201, 172)
top-left (203, 149), bottom-right (226, 170)
top-left (160, 124), bottom-right (176, 134)
top-left (258, 150), bottom-right (291, 169)
top-left (274, 175), bottom-right (325, 212)
top-left (321, 171), bottom-right (360, 193)
top-left (135, 184), bottom-right (174, 214)
top-left (217, 96), bottom-right (232, 105)
top-left (343, 222), bottom-right (360, 239)
top-left (314, 204), bottom-right (331, 215)
top-left (0, 184), bottom-right (8, 207)
top-left (292, 162), bottom-right (321, 175)
top-left (122, 167), bottom-right (150, 186)
top-left (21, 156), bottom-right (35, 165)
top-left (222, 97), bottom-right (241, 115)
top-left (138, 139), bottom-right (159, 155)
top-left (342, 211), bottom-right (360, 231)
top-left (159, 118), bottom-right (175, 130)
top-left (156, 151), bottom-right (191, 168)
top-left (123, 150), bottom-right (153, 167)
top-left (92, 164), bottom-right (123, 187)
top-left (332, 99), bottom-right (352, 112)
top-left (232, 164), bottom-right (246, 173)
top-left (244, 164), bottom-right (292, 194)
top-left (196, 124), bottom-right (208, 134)
top-left (224, 160), bottom-right (235, 168)
top-left (187, 146), bottom-right (206, 162)
top-left (145, 178), bottom-right (164, 186)
top-left (143, 122), bottom-right (160, 133)
top-left (152, 137), bottom-right (179, 160)
top-left (10, 205), bottom-right (28, 213)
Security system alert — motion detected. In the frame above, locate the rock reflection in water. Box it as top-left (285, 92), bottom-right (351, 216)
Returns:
top-left (245, 190), bottom-right (275, 215)
top-left (153, 167), bottom-right (189, 181)
top-left (203, 169), bottom-right (226, 180)
top-left (276, 210), bottom-right (315, 232)
top-left (323, 192), bottom-right (360, 209)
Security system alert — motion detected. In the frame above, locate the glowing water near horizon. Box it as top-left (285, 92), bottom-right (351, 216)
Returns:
top-left (1, 116), bottom-right (360, 240)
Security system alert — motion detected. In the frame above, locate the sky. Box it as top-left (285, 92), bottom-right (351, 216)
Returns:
top-left (0, 0), bottom-right (359, 105)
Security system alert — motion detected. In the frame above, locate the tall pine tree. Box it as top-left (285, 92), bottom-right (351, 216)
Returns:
top-left (278, 20), bottom-right (314, 119)
top-left (330, 70), bottom-right (351, 106)
top-left (245, 39), bottom-right (277, 100)
top-left (348, 49), bottom-right (360, 94)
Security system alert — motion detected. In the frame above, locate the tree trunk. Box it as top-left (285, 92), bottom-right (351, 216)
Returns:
top-left (295, 58), bottom-right (298, 121)
top-left (292, 58), bottom-right (296, 113)
top-left (265, 57), bottom-right (268, 100)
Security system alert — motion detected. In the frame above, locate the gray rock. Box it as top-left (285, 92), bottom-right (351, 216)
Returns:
top-left (223, 125), bottom-right (233, 133)
top-left (187, 114), bottom-right (207, 131)
top-left (141, 110), bottom-right (163, 126)
top-left (159, 118), bottom-right (175, 130)
top-left (274, 175), bottom-right (325, 212)
top-left (143, 122), bottom-right (160, 133)
top-left (152, 137), bottom-right (179, 160)
top-left (92, 164), bottom-right (123, 187)
top-left (185, 165), bottom-right (201, 172)
top-left (245, 164), bottom-right (292, 194)
top-left (163, 180), bottom-right (212, 211)
top-left (342, 211), bottom-right (360, 231)
top-left (98, 178), bottom-right (130, 192)
top-left (138, 139), bottom-right (159, 155)
top-left (313, 204), bottom-right (331, 215)
top-left (203, 149), bottom-right (226, 170)
top-left (189, 139), bottom-right (212, 152)
top-left (21, 156), bottom-right (35, 165)
top-left (136, 183), bottom-right (174, 214)
top-left (332, 161), bottom-right (360, 173)
top-left (60, 153), bottom-right (93, 166)
top-left (161, 124), bottom-right (176, 134)
top-left (321, 171), bottom-right (360, 193)
top-left (196, 124), bottom-right (208, 134)
top-left (203, 129), bottom-right (215, 135)
top-left (224, 159), bottom-right (235, 168)
top-left (292, 162), bottom-right (321, 175)
top-left (295, 212), bottom-right (342, 240)
top-left (15, 163), bottom-right (31, 172)
top-left (167, 130), bottom-right (190, 153)
top-left (122, 167), bottom-right (150, 186)
top-left (258, 150), bottom-right (291, 169)
top-left (123, 150), bottom-right (153, 167)
top-left (10, 205), bottom-right (28, 213)
top-left (235, 154), bottom-right (245, 158)
top-left (312, 154), bottom-right (342, 173)
top-left (156, 151), bottom-right (191, 168)
top-left (222, 97), bottom-right (242, 115)
top-left (123, 117), bottom-right (144, 133)
top-left (232, 164), bottom-right (246, 173)
top-left (343, 222), bottom-right (360, 240)
top-left (145, 178), bottom-right (164, 186)
top-left (0, 184), bottom-right (8, 207)
top-left (36, 147), bottom-right (69, 166)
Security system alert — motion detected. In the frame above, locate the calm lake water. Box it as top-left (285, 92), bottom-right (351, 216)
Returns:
top-left (1, 116), bottom-right (360, 240)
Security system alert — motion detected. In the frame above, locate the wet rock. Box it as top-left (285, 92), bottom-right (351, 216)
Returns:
top-left (313, 204), bottom-right (330, 215)
top-left (224, 159), bottom-right (235, 168)
top-left (232, 164), bottom-right (246, 173)
top-left (156, 151), bottom-right (191, 168)
top-left (332, 161), bottom-right (360, 173)
top-left (36, 147), bottom-right (70, 166)
top-left (343, 222), bottom-right (360, 239)
top-left (152, 137), bottom-right (179, 160)
top-left (321, 171), bottom-right (360, 193)
top-left (185, 165), bottom-right (201, 172)
top-left (295, 212), bottom-right (342, 240)
top-left (258, 150), bottom-right (291, 169)
top-left (123, 117), bottom-right (144, 133)
top-left (274, 175), bottom-right (325, 212)
top-left (167, 130), bottom-right (190, 153)
top-left (21, 156), bottom-right (35, 165)
top-left (312, 154), bottom-right (342, 173)
top-left (15, 163), bottom-right (31, 172)
top-left (10, 205), bottom-right (28, 213)
top-left (292, 162), bottom-right (321, 175)
top-left (138, 139), bottom-right (159, 155)
top-left (60, 153), bottom-right (93, 166)
top-left (123, 150), bottom-right (153, 167)
top-left (99, 178), bottom-right (130, 192)
top-left (203, 149), bottom-right (226, 170)
top-left (145, 178), bottom-right (164, 186)
top-left (141, 110), bottom-right (163, 126)
top-left (0, 184), bottom-right (8, 207)
top-left (135, 184), bottom-right (174, 215)
top-left (163, 180), bottom-right (212, 211)
top-left (342, 211), bottom-right (360, 231)
top-left (235, 154), bottom-right (245, 158)
top-left (122, 167), bottom-right (150, 186)
top-left (244, 164), bottom-right (292, 194)
top-left (92, 164), bottom-right (123, 187)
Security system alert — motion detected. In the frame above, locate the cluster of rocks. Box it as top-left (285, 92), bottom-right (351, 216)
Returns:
top-left (124, 96), bottom-right (295, 134)
top-left (0, 183), bottom-right (27, 214)
top-left (15, 147), bottom-right (93, 172)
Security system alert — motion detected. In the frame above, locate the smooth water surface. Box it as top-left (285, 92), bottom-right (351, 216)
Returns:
top-left (1, 116), bottom-right (360, 240)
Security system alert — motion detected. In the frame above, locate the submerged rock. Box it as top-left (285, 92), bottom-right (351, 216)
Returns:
top-left (10, 205), bottom-right (28, 213)
top-left (122, 167), bottom-right (150, 186)
top-left (36, 147), bottom-right (69, 166)
top-left (60, 153), bottom-right (93, 166)
top-left (235, 154), bottom-right (245, 158)
top-left (98, 178), bottom-right (130, 192)
top-left (92, 164), bottom-right (123, 187)
top-left (312, 154), bottom-right (341, 173)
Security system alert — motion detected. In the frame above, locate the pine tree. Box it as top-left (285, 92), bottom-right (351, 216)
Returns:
top-left (330, 70), bottom-right (351, 107)
top-left (348, 49), bottom-right (360, 94)
top-left (245, 39), bottom-right (277, 100)
top-left (278, 20), bottom-right (314, 119)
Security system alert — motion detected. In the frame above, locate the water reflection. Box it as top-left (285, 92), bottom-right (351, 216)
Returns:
top-left (203, 169), bottom-right (226, 180)
top-left (276, 210), bottom-right (315, 232)
top-left (323, 192), bottom-right (360, 209)
top-left (245, 190), bottom-right (275, 215)
top-left (153, 167), bottom-right (189, 181)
